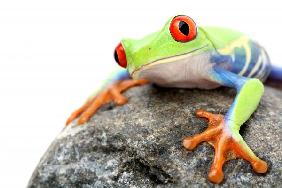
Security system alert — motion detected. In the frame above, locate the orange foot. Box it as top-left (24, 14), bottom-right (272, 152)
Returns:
top-left (183, 110), bottom-right (268, 184)
top-left (66, 79), bottom-right (149, 126)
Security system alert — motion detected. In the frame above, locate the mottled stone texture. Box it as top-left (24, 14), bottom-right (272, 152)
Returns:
top-left (28, 85), bottom-right (282, 187)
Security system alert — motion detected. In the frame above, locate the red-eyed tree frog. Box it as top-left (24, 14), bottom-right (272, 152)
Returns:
top-left (66, 15), bottom-right (282, 184)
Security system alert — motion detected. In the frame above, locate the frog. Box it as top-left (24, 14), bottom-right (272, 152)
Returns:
top-left (66, 15), bottom-right (282, 184)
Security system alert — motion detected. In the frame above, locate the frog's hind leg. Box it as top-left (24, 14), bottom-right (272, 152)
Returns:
top-left (183, 68), bottom-right (268, 184)
top-left (66, 70), bottom-right (149, 126)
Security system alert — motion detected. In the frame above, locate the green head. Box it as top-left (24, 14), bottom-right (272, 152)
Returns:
top-left (114, 15), bottom-right (213, 79)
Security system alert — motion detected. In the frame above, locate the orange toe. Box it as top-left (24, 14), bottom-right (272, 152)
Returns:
top-left (208, 168), bottom-right (224, 184)
top-left (251, 160), bottom-right (268, 173)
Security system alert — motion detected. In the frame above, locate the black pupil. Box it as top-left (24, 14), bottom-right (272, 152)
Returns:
top-left (178, 21), bottom-right (189, 36)
top-left (114, 50), bottom-right (119, 64)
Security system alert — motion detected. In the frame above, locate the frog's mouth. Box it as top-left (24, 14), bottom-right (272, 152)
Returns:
top-left (131, 45), bottom-right (209, 79)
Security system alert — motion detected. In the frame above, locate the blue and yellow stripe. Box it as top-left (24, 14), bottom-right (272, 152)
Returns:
top-left (213, 37), bottom-right (272, 82)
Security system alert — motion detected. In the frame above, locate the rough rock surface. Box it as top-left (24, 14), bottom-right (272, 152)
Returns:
top-left (28, 85), bottom-right (282, 187)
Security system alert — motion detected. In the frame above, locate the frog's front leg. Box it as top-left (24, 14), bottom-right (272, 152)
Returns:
top-left (66, 70), bottom-right (149, 125)
top-left (183, 68), bottom-right (268, 184)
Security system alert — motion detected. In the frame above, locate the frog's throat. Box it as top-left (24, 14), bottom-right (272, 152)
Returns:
top-left (131, 45), bottom-right (209, 79)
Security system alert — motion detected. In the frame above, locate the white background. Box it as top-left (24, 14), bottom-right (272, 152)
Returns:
top-left (0, 0), bottom-right (281, 187)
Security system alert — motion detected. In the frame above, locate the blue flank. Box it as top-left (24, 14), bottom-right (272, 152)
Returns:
top-left (231, 46), bottom-right (247, 74)
top-left (212, 40), bottom-right (271, 81)
top-left (242, 42), bottom-right (260, 77)
top-left (210, 54), bottom-right (232, 68)
top-left (253, 59), bottom-right (264, 78)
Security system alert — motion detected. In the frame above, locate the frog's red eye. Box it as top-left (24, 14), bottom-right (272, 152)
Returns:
top-left (114, 42), bottom-right (127, 68)
top-left (169, 15), bottom-right (197, 42)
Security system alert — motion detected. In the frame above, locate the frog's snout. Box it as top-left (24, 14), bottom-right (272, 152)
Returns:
top-left (114, 42), bottom-right (127, 68)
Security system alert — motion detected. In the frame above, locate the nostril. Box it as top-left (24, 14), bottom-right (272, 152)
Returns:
top-left (114, 42), bottom-right (127, 68)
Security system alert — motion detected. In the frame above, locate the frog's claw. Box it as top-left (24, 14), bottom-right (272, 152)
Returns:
top-left (183, 110), bottom-right (268, 184)
top-left (66, 79), bottom-right (149, 126)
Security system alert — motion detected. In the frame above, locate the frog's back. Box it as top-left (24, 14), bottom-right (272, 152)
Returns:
top-left (201, 26), bottom-right (245, 49)
top-left (201, 26), bottom-right (272, 81)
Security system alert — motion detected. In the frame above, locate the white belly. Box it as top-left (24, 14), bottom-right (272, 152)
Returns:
top-left (133, 52), bottom-right (220, 89)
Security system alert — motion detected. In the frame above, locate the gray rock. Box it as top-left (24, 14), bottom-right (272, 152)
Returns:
top-left (28, 85), bottom-right (282, 187)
